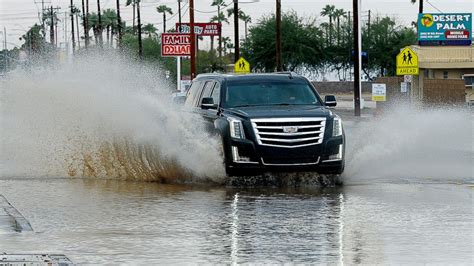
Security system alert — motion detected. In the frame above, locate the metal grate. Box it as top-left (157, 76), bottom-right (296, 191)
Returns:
top-left (251, 117), bottom-right (326, 148)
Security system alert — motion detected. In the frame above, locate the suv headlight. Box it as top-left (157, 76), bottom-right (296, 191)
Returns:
top-left (227, 116), bottom-right (245, 139)
top-left (332, 115), bottom-right (342, 137)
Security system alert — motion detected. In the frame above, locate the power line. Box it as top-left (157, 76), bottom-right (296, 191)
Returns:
top-left (426, 0), bottom-right (443, 13)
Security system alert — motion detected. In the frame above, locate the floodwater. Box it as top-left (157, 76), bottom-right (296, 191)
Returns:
top-left (1, 54), bottom-right (473, 264)
top-left (0, 178), bottom-right (472, 264)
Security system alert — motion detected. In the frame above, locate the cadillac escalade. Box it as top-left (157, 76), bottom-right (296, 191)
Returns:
top-left (182, 73), bottom-right (345, 176)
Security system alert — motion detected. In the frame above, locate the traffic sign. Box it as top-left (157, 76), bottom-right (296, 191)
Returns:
top-left (372, 83), bottom-right (387, 102)
top-left (404, 75), bottom-right (413, 83)
top-left (401, 82), bottom-right (408, 93)
top-left (234, 57), bottom-right (250, 73)
top-left (396, 47), bottom-right (419, 76)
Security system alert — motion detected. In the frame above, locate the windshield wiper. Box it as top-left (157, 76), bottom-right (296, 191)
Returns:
top-left (231, 104), bottom-right (263, 107)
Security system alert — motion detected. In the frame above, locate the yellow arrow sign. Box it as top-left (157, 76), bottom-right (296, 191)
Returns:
top-left (234, 57), bottom-right (250, 73)
top-left (396, 47), bottom-right (419, 76)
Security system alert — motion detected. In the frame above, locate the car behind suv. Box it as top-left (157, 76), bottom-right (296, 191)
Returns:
top-left (181, 73), bottom-right (345, 176)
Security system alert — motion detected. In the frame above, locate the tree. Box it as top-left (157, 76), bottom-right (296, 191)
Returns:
top-left (126, 0), bottom-right (142, 58)
top-left (241, 12), bottom-right (324, 72)
top-left (240, 13), bottom-right (252, 40)
top-left (87, 12), bottom-right (102, 45)
top-left (333, 8), bottom-right (346, 45)
top-left (102, 9), bottom-right (117, 47)
top-left (20, 24), bottom-right (46, 54)
top-left (143, 23), bottom-right (157, 38)
top-left (156, 5), bottom-right (173, 33)
top-left (211, 0), bottom-right (227, 58)
top-left (362, 16), bottom-right (416, 78)
top-left (210, 12), bottom-right (228, 52)
top-left (320, 5), bottom-right (335, 44)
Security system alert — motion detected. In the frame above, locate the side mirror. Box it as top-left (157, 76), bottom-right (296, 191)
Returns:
top-left (201, 97), bottom-right (217, 109)
top-left (173, 95), bottom-right (186, 105)
top-left (324, 95), bottom-right (337, 107)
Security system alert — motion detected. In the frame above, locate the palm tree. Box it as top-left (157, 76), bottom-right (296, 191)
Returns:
top-left (156, 5), bottom-right (173, 33)
top-left (102, 9), bottom-right (117, 47)
top-left (87, 12), bottom-right (101, 45)
top-left (143, 23), bottom-right (157, 38)
top-left (221, 36), bottom-right (231, 55)
top-left (240, 13), bottom-right (251, 40)
top-left (211, 0), bottom-right (227, 58)
top-left (320, 5), bottom-right (335, 44)
top-left (210, 12), bottom-right (228, 52)
top-left (333, 8), bottom-right (346, 45)
top-left (320, 22), bottom-right (329, 47)
top-left (126, 0), bottom-right (142, 58)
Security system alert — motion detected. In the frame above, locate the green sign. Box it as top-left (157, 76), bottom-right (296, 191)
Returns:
top-left (418, 13), bottom-right (472, 45)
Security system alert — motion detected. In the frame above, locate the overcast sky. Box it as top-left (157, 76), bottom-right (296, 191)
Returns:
top-left (1, 0), bottom-right (473, 49)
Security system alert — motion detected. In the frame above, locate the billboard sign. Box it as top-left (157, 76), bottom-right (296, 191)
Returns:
top-left (161, 33), bottom-right (191, 57)
top-left (418, 13), bottom-right (472, 45)
top-left (176, 23), bottom-right (221, 36)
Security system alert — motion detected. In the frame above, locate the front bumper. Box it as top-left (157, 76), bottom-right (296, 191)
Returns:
top-left (226, 135), bottom-right (344, 172)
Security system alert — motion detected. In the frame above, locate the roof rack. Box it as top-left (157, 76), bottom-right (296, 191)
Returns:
top-left (275, 71), bottom-right (298, 79)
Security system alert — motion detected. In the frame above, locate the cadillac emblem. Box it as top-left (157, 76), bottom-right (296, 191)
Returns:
top-left (283, 126), bottom-right (298, 133)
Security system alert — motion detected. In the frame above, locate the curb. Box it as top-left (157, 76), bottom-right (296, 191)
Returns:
top-left (0, 195), bottom-right (33, 232)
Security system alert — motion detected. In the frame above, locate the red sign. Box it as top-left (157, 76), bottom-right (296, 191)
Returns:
top-left (161, 33), bottom-right (191, 57)
top-left (176, 23), bottom-right (221, 36)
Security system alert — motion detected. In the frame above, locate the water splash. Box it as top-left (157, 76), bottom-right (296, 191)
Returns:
top-left (0, 53), bottom-right (226, 182)
top-left (343, 105), bottom-right (473, 184)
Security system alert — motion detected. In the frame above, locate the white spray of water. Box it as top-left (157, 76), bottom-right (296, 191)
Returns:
top-left (343, 105), bottom-right (473, 184)
top-left (0, 54), bottom-right (226, 182)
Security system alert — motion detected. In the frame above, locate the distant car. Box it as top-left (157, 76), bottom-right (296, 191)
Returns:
top-left (180, 73), bottom-right (345, 177)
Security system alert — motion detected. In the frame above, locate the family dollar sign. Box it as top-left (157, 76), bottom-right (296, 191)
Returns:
top-left (396, 47), bottom-right (419, 76)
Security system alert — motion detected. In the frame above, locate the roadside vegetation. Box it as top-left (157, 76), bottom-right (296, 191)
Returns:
top-left (2, 3), bottom-right (416, 82)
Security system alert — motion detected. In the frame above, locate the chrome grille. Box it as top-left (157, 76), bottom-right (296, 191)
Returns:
top-left (251, 117), bottom-right (326, 148)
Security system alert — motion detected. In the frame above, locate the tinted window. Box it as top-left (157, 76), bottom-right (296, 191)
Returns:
top-left (197, 81), bottom-right (215, 106)
top-left (224, 80), bottom-right (321, 107)
top-left (211, 82), bottom-right (221, 105)
top-left (184, 81), bottom-right (203, 107)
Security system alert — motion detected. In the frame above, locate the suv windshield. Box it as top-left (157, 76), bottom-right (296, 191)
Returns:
top-left (224, 80), bottom-right (321, 107)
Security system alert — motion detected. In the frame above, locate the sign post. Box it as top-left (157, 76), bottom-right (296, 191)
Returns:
top-left (396, 47), bottom-right (419, 76)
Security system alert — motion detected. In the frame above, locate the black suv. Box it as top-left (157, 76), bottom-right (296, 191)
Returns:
top-left (182, 73), bottom-right (345, 176)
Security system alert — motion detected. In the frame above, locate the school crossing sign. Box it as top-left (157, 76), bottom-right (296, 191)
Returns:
top-left (234, 57), bottom-right (250, 73)
top-left (396, 47), bottom-right (419, 76)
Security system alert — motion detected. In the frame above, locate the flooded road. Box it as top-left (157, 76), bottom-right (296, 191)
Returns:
top-left (0, 178), bottom-right (472, 264)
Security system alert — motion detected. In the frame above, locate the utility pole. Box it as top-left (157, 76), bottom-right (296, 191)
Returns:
top-left (3, 27), bottom-right (7, 71)
top-left (136, 0), bottom-right (143, 59)
top-left (233, 0), bottom-right (240, 62)
top-left (82, 0), bottom-right (89, 48)
top-left (70, 0), bottom-right (76, 53)
top-left (353, 0), bottom-right (361, 117)
top-left (190, 0), bottom-right (196, 79)
top-left (132, 2), bottom-right (136, 32)
top-left (76, 13), bottom-right (81, 49)
top-left (116, 0), bottom-right (122, 48)
top-left (50, 6), bottom-right (55, 45)
top-left (178, 0), bottom-right (182, 30)
top-left (276, 0), bottom-right (282, 71)
top-left (97, 0), bottom-right (103, 47)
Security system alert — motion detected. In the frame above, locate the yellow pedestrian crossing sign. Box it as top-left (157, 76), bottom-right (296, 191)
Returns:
top-left (234, 57), bottom-right (250, 73)
top-left (396, 47), bottom-right (419, 76)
